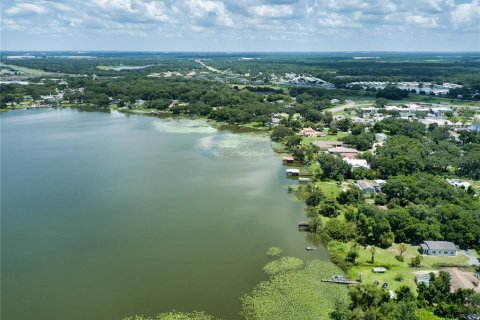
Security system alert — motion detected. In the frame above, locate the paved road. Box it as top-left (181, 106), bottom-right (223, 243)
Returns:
top-left (325, 100), bottom-right (356, 114)
top-left (460, 250), bottom-right (480, 266)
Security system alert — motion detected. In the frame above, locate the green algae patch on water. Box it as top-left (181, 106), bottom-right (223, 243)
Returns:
top-left (123, 311), bottom-right (218, 320)
top-left (263, 257), bottom-right (303, 275)
top-left (197, 133), bottom-right (271, 159)
top-left (266, 247), bottom-right (283, 257)
top-left (153, 118), bottom-right (217, 134)
top-left (242, 259), bottom-right (349, 320)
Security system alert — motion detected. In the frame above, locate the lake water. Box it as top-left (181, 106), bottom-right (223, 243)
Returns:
top-left (1, 109), bottom-right (329, 320)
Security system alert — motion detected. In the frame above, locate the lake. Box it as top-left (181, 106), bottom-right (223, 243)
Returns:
top-left (1, 108), bottom-right (329, 320)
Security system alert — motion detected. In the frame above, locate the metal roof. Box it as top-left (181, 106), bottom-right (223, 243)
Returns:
top-left (328, 147), bottom-right (359, 153)
top-left (423, 241), bottom-right (456, 251)
top-left (356, 181), bottom-right (373, 190)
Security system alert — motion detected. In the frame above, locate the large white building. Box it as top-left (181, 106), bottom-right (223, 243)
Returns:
top-left (343, 158), bottom-right (370, 169)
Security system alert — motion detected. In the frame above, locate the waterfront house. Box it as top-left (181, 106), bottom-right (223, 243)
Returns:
top-left (299, 127), bottom-right (324, 137)
top-left (419, 241), bottom-right (456, 256)
top-left (328, 147), bottom-right (359, 156)
top-left (343, 158), bottom-right (370, 169)
top-left (340, 153), bottom-right (357, 159)
top-left (41, 95), bottom-right (56, 104)
top-left (312, 141), bottom-right (344, 150)
top-left (135, 99), bottom-right (145, 106)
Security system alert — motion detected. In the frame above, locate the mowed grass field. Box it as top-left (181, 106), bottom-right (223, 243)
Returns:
top-left (301, 131), bottom-right (348, 145)
top-left (328, 242), bottom-right (471, 293)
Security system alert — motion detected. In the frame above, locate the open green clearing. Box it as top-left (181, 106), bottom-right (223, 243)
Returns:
top-left (315, 181), bottom-right (342, 197)
top-left (301, 131), bottom-right (348, 144)
top-left (328, 242), bottom-right (471, 293)
top-left (0, 63), bottom-right (56, 76)
top-left (96, 65), bottom-right (116, 70)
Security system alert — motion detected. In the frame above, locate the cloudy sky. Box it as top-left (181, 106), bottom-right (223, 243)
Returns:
top-left (1, 0), bottom-right (479, 51)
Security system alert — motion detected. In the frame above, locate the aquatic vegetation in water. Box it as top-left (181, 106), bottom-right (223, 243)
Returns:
top-left (242, 260), bottom-right (349, 320)
top-left (263, 257), bottom-right (303, 275)
top-left (123, 311), bottom-right (217, 320)
top-left (197, 133), bottom-right (270, 159)
top-left (266, 247), bottom-right (283, 257)
top-left (153, 119), bottom-right (217, 134)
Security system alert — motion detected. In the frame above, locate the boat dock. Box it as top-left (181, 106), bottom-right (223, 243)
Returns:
top-left (298, 221), bottom-right (309, 228)
top-left (321, 276), bottom-right (359, 285)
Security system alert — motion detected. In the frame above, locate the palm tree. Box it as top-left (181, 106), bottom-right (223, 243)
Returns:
top-left (370, 246), bottom-right (377, 264)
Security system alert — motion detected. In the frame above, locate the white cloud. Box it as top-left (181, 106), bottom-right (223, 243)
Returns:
top-left (1, 0), bottom-right (479, 50)
top-left (186, 0), bottom-right (234, 27)
top-left (316, 11), bottom-right (360, 28)
top-left (94, 0), bottom-right (133, 11)
top-left (406, 15), bottom-right (439, 27)
top-left (451, 0), bottom-right (480, 30)
top-left (1, 18), bottom-right (30, 31)
top-left (249, 4), bottom-right (294, 18)
top-left (5, 3), bottom-right (48, 15)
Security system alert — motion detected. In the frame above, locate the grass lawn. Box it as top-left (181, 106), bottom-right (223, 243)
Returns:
top-left (328, 242), bottom-right (471, 293)
top-left (0, 62), bottom-right (56, 76)
top-left (315, 181), bottom-right (341, 197)
top-left (96, 65), bottom-right (115, 70)
top-left (302, 131), bottom-right (348, 145)
top-left (403, 95), bottom-right (480, 107)
top-left (241, 121), bottom-right (270, 130)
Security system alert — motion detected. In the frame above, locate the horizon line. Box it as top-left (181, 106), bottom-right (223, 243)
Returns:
top-left (1, 50), bottom-right (480, 54)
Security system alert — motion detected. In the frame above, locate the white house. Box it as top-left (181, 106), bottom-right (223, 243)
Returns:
top-left (343, 158), bottom-right (370, 169)
top-left (420, 241), bottom-right (456, 256)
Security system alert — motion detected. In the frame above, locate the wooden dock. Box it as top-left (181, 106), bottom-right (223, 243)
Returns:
top-left (321, 278), bottom-right (359, 285)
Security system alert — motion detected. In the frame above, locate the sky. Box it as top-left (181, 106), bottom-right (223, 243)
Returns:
top-left (1, 0), bottom-right (479, 52)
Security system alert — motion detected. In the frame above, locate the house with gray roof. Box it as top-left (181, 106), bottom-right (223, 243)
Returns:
top-left (356, 180), bottom-right (375, 193)
top-left (328, 146), bottom-right (359, 156)
top-left (420, 241), bottom-right (456, 256)
top-left (312, 141), bottom-right (344, 150)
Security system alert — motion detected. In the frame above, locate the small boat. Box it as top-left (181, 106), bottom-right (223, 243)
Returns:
top-left (306, 246), bottom-right (317, 251)
top-left (372, 267), bottom-right (387, 273)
